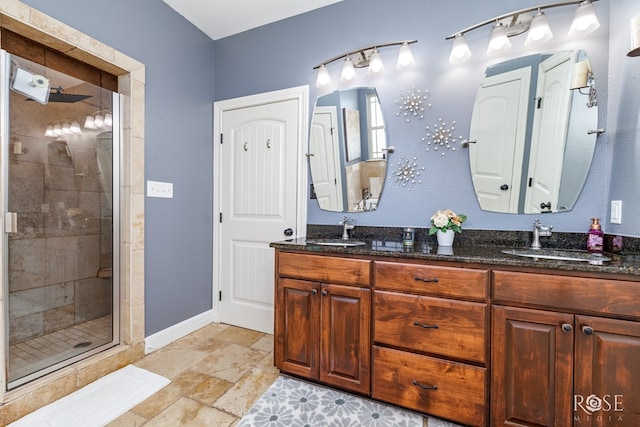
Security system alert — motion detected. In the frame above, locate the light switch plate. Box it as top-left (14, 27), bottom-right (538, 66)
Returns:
top-left (147, 180), bottom-right (174, 198)
top-left (611, 200), bottom-right (622, 224)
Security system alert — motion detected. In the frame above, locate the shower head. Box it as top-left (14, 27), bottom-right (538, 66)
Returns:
top-left (47, 86), bottom-right (93, 103)
top-left (26, 86), bottom-right (92, 103)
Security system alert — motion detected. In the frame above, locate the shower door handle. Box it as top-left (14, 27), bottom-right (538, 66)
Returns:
top-left (4, 212), bottom-right (17, 233)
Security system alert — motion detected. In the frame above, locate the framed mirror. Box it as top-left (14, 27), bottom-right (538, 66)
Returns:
top-left (468, 50), bottom-right (598, 214)
top-left (309, 87), bottom-right (388, 212)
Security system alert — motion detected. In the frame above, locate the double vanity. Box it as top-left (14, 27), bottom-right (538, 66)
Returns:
top-left (272, 234), bottom-right (640, 426)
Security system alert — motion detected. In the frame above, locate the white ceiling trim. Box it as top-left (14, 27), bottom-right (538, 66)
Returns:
top-left (162, 0), bottom-right (343, 40)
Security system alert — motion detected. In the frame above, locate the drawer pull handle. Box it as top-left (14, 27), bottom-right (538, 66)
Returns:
top-left (414, 321), bottom-right (439, 329)
top-left (414, 276), bottom-right (439, 283)
top-left (412, 380), bottom-right (438, 390)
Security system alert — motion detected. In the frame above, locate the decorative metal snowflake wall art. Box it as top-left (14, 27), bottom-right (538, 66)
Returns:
top-left (422, 118), bottom-right (463, 155)
top-left (388, 156), bottom-right (425, 190)
top-left (395, 87), bottom-right (431, 122)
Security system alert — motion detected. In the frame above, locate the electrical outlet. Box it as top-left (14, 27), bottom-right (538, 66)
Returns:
top-left (611, 200), bottom-right (622, 224)
top-left (147, 180), bottom-right (174, 198)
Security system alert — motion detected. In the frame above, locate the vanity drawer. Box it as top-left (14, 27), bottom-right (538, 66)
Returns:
top-left (375, 261), bottom-right (488, 300)
top-left (373, 290), bottom-right (487, 364)
top-left (277, 252), bottom-right (371, 286)
top-left (493, 270), bottom-right (640, 317)
top-left (372, 346), bottom-right (486, 427)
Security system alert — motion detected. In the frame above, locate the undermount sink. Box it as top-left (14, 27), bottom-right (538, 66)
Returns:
top-left (306, 239), bottom-right (366, 247)
top-left (502, 248), bottom-right (611, 263)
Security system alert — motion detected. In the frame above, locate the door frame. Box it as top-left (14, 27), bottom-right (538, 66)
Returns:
top-left (212, 85), bottom-right (309, 324)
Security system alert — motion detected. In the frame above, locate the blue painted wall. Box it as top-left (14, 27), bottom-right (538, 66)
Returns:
top-left (15, 0), bottom-right (640, 337)
top-left (20, 0), bottom-right (216, 335)
top-left (607, 0), bottom-right (640, 238)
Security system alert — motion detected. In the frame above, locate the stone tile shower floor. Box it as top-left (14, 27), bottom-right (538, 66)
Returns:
top-left (9, 315), bottom-right (112, 382)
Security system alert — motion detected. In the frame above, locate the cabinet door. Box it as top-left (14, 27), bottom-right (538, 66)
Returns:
top-left (492, 306), bottom-right (574, 427)
top-left (275, 278), bottom-right (320, 379)
top-left (320, 283), bottom-right (371, 394)
top-left (574, 315), bottom-right (640, 426)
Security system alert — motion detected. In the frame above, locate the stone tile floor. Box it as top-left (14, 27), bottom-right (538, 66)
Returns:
top-left (107, 323), bottom-right (279, 426)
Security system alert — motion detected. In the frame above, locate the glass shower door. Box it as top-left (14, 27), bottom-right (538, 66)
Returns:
top-left (2, 51), bottom-right (119, 389)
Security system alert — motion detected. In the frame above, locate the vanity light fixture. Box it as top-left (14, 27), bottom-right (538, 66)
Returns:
top-left (570, 59), bottom-right (597, 107)
top-left (446, 0), bottom-right (600, 64)
top-left (84, 109), bottom-right (113, 130)
top-left (45, 119), bottom-right (82, 137)
top-left (313, 40), bottom-right (417, 88)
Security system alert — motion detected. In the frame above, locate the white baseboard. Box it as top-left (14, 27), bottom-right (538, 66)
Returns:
top-left (144, 310), bottom-right (215, 354)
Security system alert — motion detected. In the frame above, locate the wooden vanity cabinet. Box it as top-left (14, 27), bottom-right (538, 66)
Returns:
top-left (275, 252), bottom-right (371, 394)
top-left (492, 270), bottom-right (640, 427)
top-left (372, 260), bottom-right (490, 427)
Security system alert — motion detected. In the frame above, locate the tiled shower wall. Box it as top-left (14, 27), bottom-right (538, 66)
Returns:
top-left (7, 85), bottom-right (112, 345)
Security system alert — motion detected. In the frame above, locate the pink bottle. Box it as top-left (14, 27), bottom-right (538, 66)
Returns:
top-left (586, 217), bottom-right (603, 254)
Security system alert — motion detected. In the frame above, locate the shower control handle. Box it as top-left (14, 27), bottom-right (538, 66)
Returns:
top-left (4, 212), bottom-right (17, 233)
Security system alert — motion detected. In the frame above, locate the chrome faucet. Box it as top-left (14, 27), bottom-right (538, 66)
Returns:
top-left (530, 219), bottom-right (553, 250)
top-left (340, 217), bottom-right (355, 240)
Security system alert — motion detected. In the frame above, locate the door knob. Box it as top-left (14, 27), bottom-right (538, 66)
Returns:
top-left (540, 202), bottom-right (551, 210)
top-left (500, 184), bottom-right (509, 191)
top-left (283, 228), bottom-right (293, 237)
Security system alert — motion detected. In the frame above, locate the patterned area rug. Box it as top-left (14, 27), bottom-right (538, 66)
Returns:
top-left (238, 375), bottom-right (463, 427)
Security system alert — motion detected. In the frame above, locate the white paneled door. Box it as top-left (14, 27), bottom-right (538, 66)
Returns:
top-left (216, 89), bottom-right (306, 334)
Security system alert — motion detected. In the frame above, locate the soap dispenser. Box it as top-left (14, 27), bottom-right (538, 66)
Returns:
top-left (587, 217), bottom-right (603, 253)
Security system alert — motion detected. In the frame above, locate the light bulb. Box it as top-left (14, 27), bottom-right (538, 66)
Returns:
top-left (367, 48), bottom-right (384, 76)
top-left (526, 10), bottom-right (553, 47)
top-left (62, 122), bottom-right (71, 134)
top-left (45, 125), bottom-right (55, 137)
top-left (104, 112), bottom-right (113, 127)
top-left (487, 24), bottom-right (511, 56)
top-left (340, 56), bottom-right (356, 83)
top-left (396, 42), bottom-right (415, 69)
top-left (94, 113), bottom-right (104, 128)
top-left (84, 115), bottom-right (95, 129)
top-left (53, 123), bottom-right (63, 136)
top-left (315, 64), bottom-right (331, 89)
top-left (449, 34), bottom-right (472, 64)
top-left (569, 1), bottom-right (600, 37)
top-left (70, 120), bottom-right (82, 134)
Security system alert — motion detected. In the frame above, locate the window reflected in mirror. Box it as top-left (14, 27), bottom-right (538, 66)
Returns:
top-left (309, 87), bottom-right (389, 213)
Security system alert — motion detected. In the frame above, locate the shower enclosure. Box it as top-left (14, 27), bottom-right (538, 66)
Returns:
top-left (1, 51), bottom-right (119, 389)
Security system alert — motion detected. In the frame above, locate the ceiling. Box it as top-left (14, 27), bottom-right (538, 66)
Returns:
top-left (162, 0), bottom-right (343, 41)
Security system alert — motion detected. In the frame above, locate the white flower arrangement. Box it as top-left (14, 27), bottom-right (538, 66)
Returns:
top-left (429, 209), bottom-right (467, 235)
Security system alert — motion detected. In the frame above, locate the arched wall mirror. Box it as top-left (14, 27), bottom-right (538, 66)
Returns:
top-left (468, 49), bottom-right (598, 214)
top-left (309, 87), bottom-right (388, 212)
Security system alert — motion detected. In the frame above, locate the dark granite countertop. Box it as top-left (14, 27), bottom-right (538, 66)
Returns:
top-left (270, 236), bottom-right (640, 278)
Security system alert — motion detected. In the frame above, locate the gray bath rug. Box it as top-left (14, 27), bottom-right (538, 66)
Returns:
top-left (238, 375), bottom-right (464, 427)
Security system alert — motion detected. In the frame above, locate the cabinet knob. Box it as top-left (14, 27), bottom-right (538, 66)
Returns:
top-left (412, 380), bottom-right (438, 390)
top-left (321, 290), bottom-right (328, 297)
top-left (311, 289), bottom-right (318, 296)
top-left (561, 323), bottom-right (573, 333)
top-left (581, 325), bottom-right (594, 335)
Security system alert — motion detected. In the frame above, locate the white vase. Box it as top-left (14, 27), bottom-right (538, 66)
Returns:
top-left (436, 229), bottom-right (455, 246)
